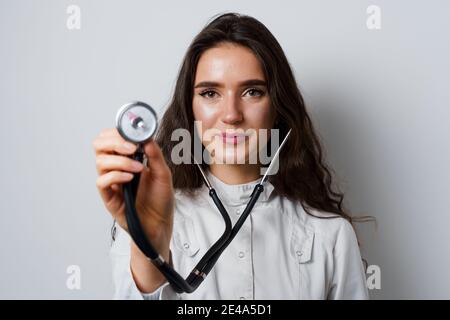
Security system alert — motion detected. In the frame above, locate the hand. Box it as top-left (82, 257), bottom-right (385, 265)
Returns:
top-left (93, 128), bottom-right (174, 260)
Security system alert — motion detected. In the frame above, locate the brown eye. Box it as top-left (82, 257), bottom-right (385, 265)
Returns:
top-left (245, 88), bottom-right (264, 97)
top-left (200, 90), bottom-right (218, 99)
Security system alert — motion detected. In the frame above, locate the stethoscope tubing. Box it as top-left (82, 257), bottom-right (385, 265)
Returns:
top-left (122, 129), bottom-right (291, 294)
top-left (123, 150), bottom-right (264, 293)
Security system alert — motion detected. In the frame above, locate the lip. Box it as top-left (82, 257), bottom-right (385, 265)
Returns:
top-left (217, 132), bottom-right (248, 144)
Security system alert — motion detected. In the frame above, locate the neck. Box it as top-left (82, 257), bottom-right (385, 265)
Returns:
top-left (209, 164), bottom-right (261, 185)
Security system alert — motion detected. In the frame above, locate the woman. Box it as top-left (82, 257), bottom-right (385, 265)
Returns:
top-left (93, 12), bottom-right (369, 300)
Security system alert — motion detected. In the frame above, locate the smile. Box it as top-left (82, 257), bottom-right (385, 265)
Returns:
top-left (220, 132), bottom-right (248, 145)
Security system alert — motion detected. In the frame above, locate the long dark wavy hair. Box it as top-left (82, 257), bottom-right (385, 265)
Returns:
top-left (155, 12), bottom-right (368, 225)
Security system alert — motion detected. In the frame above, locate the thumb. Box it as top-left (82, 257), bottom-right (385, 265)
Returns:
top-left (142, 140), bottom-right (171, 180)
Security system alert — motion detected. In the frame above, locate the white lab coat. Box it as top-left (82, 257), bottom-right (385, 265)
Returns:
top-left (110, 170), bottom-right (369, 300)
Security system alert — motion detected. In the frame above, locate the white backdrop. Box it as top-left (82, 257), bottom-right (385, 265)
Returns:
top-left (0, 0), bottom-right (449, 299)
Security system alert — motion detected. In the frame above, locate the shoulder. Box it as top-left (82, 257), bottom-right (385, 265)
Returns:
top-left (279, 196), bottom-right (356, 248)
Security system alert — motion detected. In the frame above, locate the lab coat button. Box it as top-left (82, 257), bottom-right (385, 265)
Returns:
top-left (239, 251), bottom-right (245, 258)
top-left (236, 209), bottom-right (241, 215)
top-left (183, 243), bottom-right (190, 249)
top-left (296, 250), bottom-right (303, 256)
top-left (240, 297), bottom-right (246, 300)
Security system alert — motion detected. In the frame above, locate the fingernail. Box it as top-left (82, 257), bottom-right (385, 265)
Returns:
top-left (122, 172), bottom-right (134, 179)
top-left (132, 161), bottom-right (144, 170)
top-left (123, 142), bottom-right (136, 151)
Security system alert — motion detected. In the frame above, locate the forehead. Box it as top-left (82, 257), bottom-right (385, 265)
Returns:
top-left (194, 43), bottom-right (266, 83)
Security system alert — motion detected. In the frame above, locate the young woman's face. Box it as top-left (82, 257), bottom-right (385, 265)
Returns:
top-left (192, 42), bottom-right (277, 165)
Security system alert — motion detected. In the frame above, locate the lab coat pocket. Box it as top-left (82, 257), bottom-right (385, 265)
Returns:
top-left (173, 217), bottom-right (200, 257)
top-left (291, 224), bottom-right (314, 264)
top-left (290, 224), bottom-right (314, 299)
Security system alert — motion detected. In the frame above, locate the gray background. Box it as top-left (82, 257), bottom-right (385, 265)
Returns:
top-left (0, 0), bottom-right (449, 299)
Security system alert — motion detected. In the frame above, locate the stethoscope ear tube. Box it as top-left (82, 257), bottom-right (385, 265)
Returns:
top-left (199, 184), bottom-right (264, 276)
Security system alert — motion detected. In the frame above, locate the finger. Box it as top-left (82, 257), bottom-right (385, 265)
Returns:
top-left (111, 183), bottom-right (121, 193)
top-left (93, 136), bottom-right (138, 156)
top-left (96, 154), bottom-right (144, 175)
top-left (99, 128), bottom-right (120, 138)
top-left (96, 171), bottom-right (134, 202)
top-left (143, 140), bottom-right (171, 180)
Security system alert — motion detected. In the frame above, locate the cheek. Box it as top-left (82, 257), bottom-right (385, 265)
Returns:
top-left (245, 102), bottom-right (275, 129)
top-left (193, 98), bottom-right (220, 128)
top-left (193, 98), bottom-right (222, 147)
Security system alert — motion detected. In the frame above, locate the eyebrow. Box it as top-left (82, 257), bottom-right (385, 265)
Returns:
top-left (194, 79), bottom-right (267, 89)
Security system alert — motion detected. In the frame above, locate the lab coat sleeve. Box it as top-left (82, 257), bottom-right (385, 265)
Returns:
top-left (327, 219), bottom-right (369, 300)
top-left (109, 224), bottom-right (180, 300)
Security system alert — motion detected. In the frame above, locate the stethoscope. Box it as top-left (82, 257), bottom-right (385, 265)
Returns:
top-left (115, 101), bottom-right (291, 294)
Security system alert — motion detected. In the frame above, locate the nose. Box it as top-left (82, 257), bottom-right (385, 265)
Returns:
top-left (220, 95), bottom-right (243, 125)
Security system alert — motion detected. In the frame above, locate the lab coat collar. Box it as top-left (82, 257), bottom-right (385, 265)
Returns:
top-left (205, 170), bottom-right (276, 206)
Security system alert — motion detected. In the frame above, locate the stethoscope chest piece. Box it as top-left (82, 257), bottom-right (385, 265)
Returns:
top-left (115, 101), bottom-right (158, 144)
